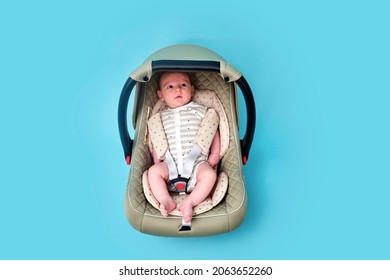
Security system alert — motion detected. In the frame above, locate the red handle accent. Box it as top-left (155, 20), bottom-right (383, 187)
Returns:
top-left (242, 156), bottom-right (247, 165)
top-left (126, 156), bottom-right (131, 165)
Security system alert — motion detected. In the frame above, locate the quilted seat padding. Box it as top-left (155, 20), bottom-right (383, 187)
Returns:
top-left (124, 72), bottom-right (247, 237)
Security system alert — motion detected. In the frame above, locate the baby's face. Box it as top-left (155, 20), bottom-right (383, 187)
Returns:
top-left (157, 72), bottom-right (194, 108)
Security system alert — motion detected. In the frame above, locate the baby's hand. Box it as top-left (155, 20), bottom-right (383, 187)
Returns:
top-left (207, 153), bottom-right (220, 168)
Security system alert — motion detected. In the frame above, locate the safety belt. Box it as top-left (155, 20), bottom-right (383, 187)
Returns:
top-left (165, 144), bottom-right (203, 195)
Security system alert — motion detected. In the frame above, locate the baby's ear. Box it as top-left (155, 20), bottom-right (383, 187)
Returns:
top-left (191, 85), bottom-right (195, 95)
top-left (157, 90), bottom-right (163, 100)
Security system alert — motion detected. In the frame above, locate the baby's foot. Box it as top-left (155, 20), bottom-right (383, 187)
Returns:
top-left (179, 199), bottom-right (195, 223)
top-left (159, 197), bottom-right (176, 217)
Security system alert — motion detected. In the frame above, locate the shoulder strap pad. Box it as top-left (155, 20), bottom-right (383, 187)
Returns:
top-left (147, 112), bottom-right (168, 160)
top-left (195, 108), bottom-right (219, 155)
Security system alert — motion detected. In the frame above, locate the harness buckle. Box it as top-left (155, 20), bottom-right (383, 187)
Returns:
top-left (171, 177), bottom-right (189, 195)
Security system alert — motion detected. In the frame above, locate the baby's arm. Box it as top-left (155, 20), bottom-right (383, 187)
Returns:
top-left (207, 130), bottom-right (220, 168)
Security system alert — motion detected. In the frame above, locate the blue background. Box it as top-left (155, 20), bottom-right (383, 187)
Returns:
top-left (1, 0), bottom-right (389, 260)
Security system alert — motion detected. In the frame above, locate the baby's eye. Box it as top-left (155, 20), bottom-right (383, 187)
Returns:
top-left (181, 83), bottom-right (188, 87)
top-left (166, 85), bottom-right (174, 89)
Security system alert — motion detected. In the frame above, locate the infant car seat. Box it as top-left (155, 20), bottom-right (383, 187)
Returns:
top-left (118, 44), bottom-right (256, 237)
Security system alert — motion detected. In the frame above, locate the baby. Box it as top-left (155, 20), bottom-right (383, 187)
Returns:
top-left (147, 72), bottom-right (220, 223)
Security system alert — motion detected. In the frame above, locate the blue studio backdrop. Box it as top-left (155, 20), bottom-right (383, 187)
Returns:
top-left (1, 0), bottom-right (389, 259)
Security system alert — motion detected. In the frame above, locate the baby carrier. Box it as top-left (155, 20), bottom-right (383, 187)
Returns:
top-left (118, 44), bottom-right (256, 237)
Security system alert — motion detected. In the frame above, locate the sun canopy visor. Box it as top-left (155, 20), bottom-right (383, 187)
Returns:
top-left (130, 44), bottom-right (242, 83)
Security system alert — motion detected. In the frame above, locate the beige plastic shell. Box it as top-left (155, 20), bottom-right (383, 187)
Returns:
top-left (124, 70), bottom-right (247, 237)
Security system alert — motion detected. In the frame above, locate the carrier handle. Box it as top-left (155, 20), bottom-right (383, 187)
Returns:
top-left (118, 77), bottom-right (137, 164)
top-left (235, 76), bottom-right (256, 165)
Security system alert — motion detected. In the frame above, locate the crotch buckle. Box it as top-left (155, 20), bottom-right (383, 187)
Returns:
top-left (170, 177), bottom-right (189, 195)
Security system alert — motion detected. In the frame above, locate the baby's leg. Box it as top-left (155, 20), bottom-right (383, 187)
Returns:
top-left (148, 162), bottom-right (176, 216)
top-left (179, 163), bottom-right (217, 223)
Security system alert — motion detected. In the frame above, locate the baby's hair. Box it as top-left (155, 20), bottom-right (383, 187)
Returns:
top-left (154, 72), bottom-right (163, 89)
top-left (156, 71), bottom-right (192, 90)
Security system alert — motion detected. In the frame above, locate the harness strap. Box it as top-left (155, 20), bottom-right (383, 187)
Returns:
top-left (181, 144), bottom-right (202, 179)
top-left (179, 218), bottom-right (191, 231)
top-left (165, 149), bottom-right (178, 180)
top-left (165, 144), bottom-right (203, 194)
